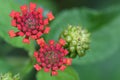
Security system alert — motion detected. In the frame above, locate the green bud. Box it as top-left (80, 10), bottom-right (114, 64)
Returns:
top-left (70, 46), bottom-right (75, 52)
top-left (70, 52), bottom-right (77, 58)
top-left (0, 72), bottom-right (20, 80)
top-left (77, 50), bottom-right (85, 57)
top-left (60, 25), bottom-right (90, 58)
top-left (66, 36), bottom-right (72, 42)
top-left (71, 40), bottom-right (77, 46)
top-left (64, 30), bottom-right (69, 36)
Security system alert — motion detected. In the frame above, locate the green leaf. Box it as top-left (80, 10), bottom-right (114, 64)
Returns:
top-left (36, 67), bottom-right (79, 80)
top-left (0, 60), bottom-right (12, 73)
top-left (73, 49), bottom-right (120, 80)
top-left (0, 0), bottom-right (35, 55)
top-left (45, 7), bottom-right (120, 64)
top-left (2, 57), bottom-right (34, 80)
top-left (0, 57), bottom-right (35, 80)
top-left (0, 38), bottom-right (14, 56)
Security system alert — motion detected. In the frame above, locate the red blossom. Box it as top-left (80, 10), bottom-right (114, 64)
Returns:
top-left (34, 39), bottom-right (72, 76)
top-left (59, 38), bottom-right (66, 46)
top-left (9, 2), bottom-right (54, 44)
top-left (34, 64), bottom-right (42, 71)
top-left (37, 38), bottom-right (46, 46)
top-left (47, 12), bottom-right (55, 21)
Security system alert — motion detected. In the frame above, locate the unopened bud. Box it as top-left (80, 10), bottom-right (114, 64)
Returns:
top-left (60, 25), bottom-right (90, 58)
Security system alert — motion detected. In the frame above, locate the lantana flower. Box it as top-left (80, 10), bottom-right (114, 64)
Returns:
top-left (34, 38), bottom-right (72, 76)
top-left (8, 2), bottom-right (54, 44)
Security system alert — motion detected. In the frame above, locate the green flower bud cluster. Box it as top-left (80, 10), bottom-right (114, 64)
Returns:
top-left (0, 72), bottom-right (20, 80)
top-left (60, 25), bottom-right (90, 58)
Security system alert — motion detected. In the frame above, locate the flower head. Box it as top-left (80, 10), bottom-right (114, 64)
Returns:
top-left (60, 25), bottom-right (90, 58)
top-left (34, 38), bottom-right (72, 76)
top-left (9, 2), bottom-right (54, 44)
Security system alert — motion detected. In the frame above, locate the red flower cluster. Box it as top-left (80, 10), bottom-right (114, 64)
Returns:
top-left (8, 2), bottom-right (72, 76)
top-left (34, 38), bottom-right (72, 76)
top-left (8, 3), bottom-right (54, 44)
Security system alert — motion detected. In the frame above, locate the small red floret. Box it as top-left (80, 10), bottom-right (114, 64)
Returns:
top-left (34, 64), bottom-right (42, 71)
top-left (44, 27), bottom-right (50, 34)
top-left (51, 71), bottom-right (58, 76)
top-left (60, 65), bottom-right (66, 71)
top-left (49, 40), bottom-right (54, 45)
top-left (59, 38), bottom-right (66, 46)
top-left (34, 51), bottom-right (38, 58)
top-left (8, 30), bottom-right (16, 38)
top-left (37, 38), bottom-right (46, 46)
top-left (20, 5), bottom-right (27, 13)
top-left (47, 12), bottom-right (55, 21)
top-left (11, 20), bottom-right (16, 27)
top-left (30, 2), bottom-right (36, 12)
top-left (66, 58), bottom-right (72, 65)
top-left (37, 8), bottom-right (43, 13)
top-left (23, 38), bottom-right (30, 44)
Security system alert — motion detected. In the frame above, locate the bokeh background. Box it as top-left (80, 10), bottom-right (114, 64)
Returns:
top-left (0, 0), bottom-right (120, 80)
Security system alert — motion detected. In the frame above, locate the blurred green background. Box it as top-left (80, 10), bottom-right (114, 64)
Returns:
top-left (0, 0), bottom-right (120, 80)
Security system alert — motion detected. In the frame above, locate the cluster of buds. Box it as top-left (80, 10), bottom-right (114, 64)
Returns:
top-left (0, 73), bottom-right (20, 80)
top-left (8, 2), bottom-right (54, 44)
top-left (60, 25), bottom-right (90, 58)
top-left (34, 38), bottom-right (72, 76)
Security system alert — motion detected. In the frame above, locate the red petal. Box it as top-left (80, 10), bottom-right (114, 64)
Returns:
top-left (23, 38), bottom-right (30, 44)
top-left (39, 48), bottom-right (44, 52)
top-left (60, 48), bottom-right (64, 52)
top-left (15, 12), bottom-right (20, 17)
top-left (37, 7), bottom-right (43, 13)
top-left (17, 18), bottom-right (21, 23)
top-left (44, 27), bottom-right (50, 34)
top-left (37, 38), bottom-right (46, 46)
top-left (32, 30), bottom-right (38, 34)
top-left (44, 68), bottom-right (50, 72)
top-left (60, 65), bottom-right (66, 71)
top-left (34, 64), bottom-right (42, 71)
top-left (64, 49), bottom-right (68, 55)
top-left (37, 32), bottom-right (43, 38)
top-left (59, 38), bottom-right (66, 46)
top-left (20, 5), bottom-right (27, 13)
top-left (8, 30), bottom-right (16, 38)
top-left (11, 20), bottom-right (16, 27)
top-left (31, 35), bottom-right (37, 39)
top-left (47, 12), bottom-right (55, 21)
top-left (66, 58), bottom-right (72, 65)
top-left (9, 10), bottom-right (16, 18)
top-left (26, 32), bottom-right (31, 36)
top-left (49, 40), bottom-right (54, 45)
top-left (41, 63), bottom-right (46, 67)
top-left (63, 58), bottom-right (67, 64)
top-left (30, 2), bottom-right (36, 12)
top-left (34, 51), bottom-right (38, 58)
top-left (39, 25), bottom-right (44, 31)
top-left (37, 57), bottom-right (41, 62)
top-left (39, 14), bottom-right (43, 19)
top-left (17, 24), bottom-right (22, 30)
top-left (56, 43), bottom-right (61, 50)
top-left (17, 31), bottom-right (24, 36)
top-left (44, 19), bottom-right (49, 25)
top-left (52, 66), bottom-right (58, 71)
top-left (51, 71), bottom-right (58, 76)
